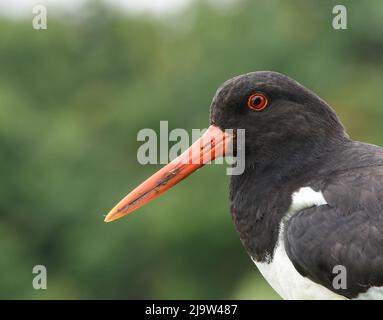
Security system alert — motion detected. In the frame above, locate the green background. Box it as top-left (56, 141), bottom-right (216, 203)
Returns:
top-left (1, 0), bottom-right (383, 299)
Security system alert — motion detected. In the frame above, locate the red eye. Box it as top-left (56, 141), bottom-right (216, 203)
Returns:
top-left (247, 93), bottom-right (268, 111)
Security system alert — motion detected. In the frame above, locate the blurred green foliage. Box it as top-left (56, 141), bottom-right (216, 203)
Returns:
top-left (1, 0), bottom-right (383, 299)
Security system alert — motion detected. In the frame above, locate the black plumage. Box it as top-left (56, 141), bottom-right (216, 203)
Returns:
top-left (285, 146), bottom-right (383, 298)
top-left (210, 71), bottom-right (383, 298)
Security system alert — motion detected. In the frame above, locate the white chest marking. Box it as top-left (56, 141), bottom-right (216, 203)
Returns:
top-left (356, 287), bottom-right (383, 300)
top-left (252, 187), bottom-right (383, 300)
top-left (253, 187), bottom-right (347, 300)
top-left (287, 187), bottom-right (327, 217)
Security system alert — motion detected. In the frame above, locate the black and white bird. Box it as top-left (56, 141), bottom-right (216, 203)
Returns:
top-left (105, 71), bottom-right (383, 300)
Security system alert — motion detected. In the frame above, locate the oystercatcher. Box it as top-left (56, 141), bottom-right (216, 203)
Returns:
top-left (105, 71), bottom-right (383, 300)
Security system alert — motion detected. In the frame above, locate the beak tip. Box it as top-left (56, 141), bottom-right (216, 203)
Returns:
top-left (104, 210), bottom-right (117, 223)
top-left (104, 205), bottom-right (128, 222)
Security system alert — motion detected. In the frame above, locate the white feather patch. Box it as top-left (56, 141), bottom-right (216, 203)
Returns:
top-left (287, 187), bottom-right (327, 216)
top-left (253, 187), bottom-right (383, 300)
top-left (253, 187), bottom-right (347, 300)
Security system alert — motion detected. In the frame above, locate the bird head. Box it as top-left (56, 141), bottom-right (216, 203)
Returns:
top-left (104, 71), bottom-right (347, 222)
top-left (210, 71), bottom-right (347, 168)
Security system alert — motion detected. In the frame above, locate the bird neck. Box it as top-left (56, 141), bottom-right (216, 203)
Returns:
top-left (229, 136), bottom-right (350, 262)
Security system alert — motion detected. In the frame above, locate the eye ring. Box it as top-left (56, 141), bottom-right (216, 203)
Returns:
top-left (247, 93), bottom-right (268, 111)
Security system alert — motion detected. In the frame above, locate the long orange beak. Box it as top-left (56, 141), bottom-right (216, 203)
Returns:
top-left (104, 125), bottom-right (233, 222)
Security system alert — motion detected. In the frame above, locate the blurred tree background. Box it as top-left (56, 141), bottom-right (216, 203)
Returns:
top-left (1, 0), bottom-right (383, 299)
